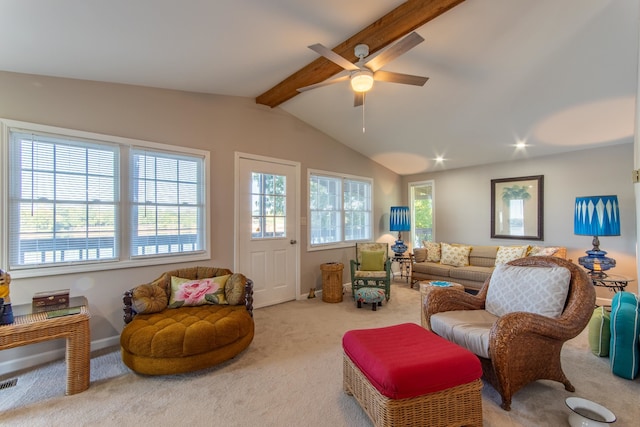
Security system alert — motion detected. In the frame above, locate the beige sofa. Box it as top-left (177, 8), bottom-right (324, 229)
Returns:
top-left (411, 243), bottom-right (567, 292)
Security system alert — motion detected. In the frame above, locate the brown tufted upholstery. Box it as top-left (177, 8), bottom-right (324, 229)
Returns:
top-left (120, 267), bottom-right (254, 375)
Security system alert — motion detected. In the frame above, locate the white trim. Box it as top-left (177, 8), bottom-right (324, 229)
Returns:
top-left (408, 179), bottom-right (436, 248)
top-left (233, 151), bottom-right (301, 300)
top-left (307, 168), bottom-right (374, 251)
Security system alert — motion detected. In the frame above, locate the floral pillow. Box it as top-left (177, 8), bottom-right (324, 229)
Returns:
top-left (440, 243), bottom-right (471, 267)
top-left (168, 275), bottom-right (230, 308)
top-left (423, 241), bottom-right (441, 262)
top-left (495, 245), bottom-right (528, 265)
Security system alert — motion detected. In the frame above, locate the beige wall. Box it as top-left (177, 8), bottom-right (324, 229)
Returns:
top-left (0, 71), bottom-right (402, 373)
top-left (403, 142), bottom-right (638, 299)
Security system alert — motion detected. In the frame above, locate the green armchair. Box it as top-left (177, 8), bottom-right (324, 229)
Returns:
top-left (350, 242), bottom-right (392, 301)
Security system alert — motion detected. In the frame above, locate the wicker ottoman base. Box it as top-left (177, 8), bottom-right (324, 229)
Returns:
top-left (343, 354), bottom-right (483, 427)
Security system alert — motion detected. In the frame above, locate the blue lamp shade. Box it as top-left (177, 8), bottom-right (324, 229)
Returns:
top-left (390, 206), bottom-right (411, 232)
top-left (574, 195), bottom-right (620, 237)
top-left (390, 206), bottom-right (410, 255)
top-left (574, 195), bottom-right (620, 277)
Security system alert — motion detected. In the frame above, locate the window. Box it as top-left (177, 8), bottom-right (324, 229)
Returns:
top-left (409, 180), bottom-right (434, 248)
top-left (308, 170), bottom-right (372, 249)
top-left (251, 172), bottom-right (286, 239)
top-left (1, 119), bottom-right (209, 277)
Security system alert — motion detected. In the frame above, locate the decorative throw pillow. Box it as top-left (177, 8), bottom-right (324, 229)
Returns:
top-left (225, 273), bottom-right (246, 306)
top-left (588, 306), bottom-right (611, 357)
top-left (423, 241), bottom-right (441, 262)
top-left (494, 245), bottom-right (528, 265)
top-left (132, 284), bottom-right (168, 314)
top-left (168, 275), bottom-right (230, 308)
top-left (360, 250), bottom-right (386, 271)
top-left (528, 246), bottom-right (560, 257)
top-left (485, 264), bottom-right (570, 318)
top-left (439, 243), bottom-right (470, 267)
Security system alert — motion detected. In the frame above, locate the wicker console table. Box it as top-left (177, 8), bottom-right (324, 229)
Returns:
top-left (0, 296), bottom-right (91, 395)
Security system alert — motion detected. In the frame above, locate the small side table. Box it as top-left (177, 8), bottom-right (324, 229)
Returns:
top-left (0, 296), bottom-right (91, 395)
top-left (590, 274), bottom-right (634, 293)
top-left (392, 254), bottom-right (412, 283)
top-left (420, 281), bottom-right (465, 328)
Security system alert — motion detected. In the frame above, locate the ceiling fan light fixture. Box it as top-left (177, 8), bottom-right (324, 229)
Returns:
top-left (350, 70), bottom-right (374, 92)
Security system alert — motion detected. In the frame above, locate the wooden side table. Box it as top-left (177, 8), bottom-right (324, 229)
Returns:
top-left (0, 296), bottom-right (91, 395)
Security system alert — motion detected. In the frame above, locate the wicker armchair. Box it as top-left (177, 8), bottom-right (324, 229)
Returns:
top-left (424, 256), bottom-right (595, 410)
top-left (350, 242), bottom-right (392, 301)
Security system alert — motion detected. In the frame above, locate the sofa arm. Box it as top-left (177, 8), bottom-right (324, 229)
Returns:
top-left (424, 289), bottom-right (485, 328)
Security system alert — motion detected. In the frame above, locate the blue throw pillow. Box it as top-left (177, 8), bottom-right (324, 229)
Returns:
top-left (609, 292), bottom-right (640, 379)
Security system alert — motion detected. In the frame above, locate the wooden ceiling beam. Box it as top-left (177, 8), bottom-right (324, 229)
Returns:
top-left (255, 0), bottom-right (466, 108)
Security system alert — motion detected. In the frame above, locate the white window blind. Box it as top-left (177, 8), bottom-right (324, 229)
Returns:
top-left (8, 130), bottom-right (119, 267)
top-left (309, 171), bottom-right (372, 248)
top-left (130, 149), bottom-right (205, 257)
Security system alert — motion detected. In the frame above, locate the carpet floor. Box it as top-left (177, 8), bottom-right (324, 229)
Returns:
top-left (0, 281), bottom-right (638, 426)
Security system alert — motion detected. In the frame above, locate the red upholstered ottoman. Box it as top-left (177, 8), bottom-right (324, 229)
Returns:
top-left (342, 323), bottom-right (483, 427)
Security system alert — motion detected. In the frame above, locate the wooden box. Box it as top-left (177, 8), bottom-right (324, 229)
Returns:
top-left (32, 289), bottom-right (70, 309)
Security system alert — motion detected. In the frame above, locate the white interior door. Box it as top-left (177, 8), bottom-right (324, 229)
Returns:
top-left (236, 153), bottom-right (299, 308)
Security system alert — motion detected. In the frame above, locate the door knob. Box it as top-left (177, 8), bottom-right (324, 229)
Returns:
top-left (290, 240), bottom-right (297, 244)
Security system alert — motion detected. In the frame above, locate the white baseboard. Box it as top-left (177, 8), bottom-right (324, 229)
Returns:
top-left (0, 335), bottom-right (120, 376)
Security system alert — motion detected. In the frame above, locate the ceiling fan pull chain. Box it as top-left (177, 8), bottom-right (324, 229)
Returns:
top-left (362, 93), bottom-right (366, 133)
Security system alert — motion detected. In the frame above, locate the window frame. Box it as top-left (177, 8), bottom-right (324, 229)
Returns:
top-left (307, 169), bottom-right (373, 251)
top-left (0, 119), bottom-right (211, 279)
top-left (408, 179), bottom-right (435, 248)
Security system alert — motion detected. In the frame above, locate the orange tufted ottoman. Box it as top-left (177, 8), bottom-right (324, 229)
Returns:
top-left (343, 323), bottom-right (483, 427)
top-left (120, 305), bottom-right (254, 375)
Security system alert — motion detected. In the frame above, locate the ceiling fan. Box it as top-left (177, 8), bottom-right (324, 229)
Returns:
top-left (297, 32), bottom-right (429, 107)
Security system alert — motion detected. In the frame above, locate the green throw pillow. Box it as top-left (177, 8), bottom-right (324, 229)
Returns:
top-left (588, 306), bottom-right (610, 357)
top-left (360, 250), bottom-right (385, 271)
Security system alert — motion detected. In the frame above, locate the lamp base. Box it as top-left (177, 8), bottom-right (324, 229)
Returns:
top-left (391, 240), bottom-right (408, 257)
top-left (578, 249), bottom-right (616, 278)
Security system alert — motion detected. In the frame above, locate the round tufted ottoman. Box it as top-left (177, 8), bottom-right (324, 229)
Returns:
top-left (120, 304), bottom-right (254, 375)
top-left (355, 287), bottom-right (385, 311)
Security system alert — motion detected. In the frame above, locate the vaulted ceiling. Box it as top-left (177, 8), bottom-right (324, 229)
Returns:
top-left (1, 0), bottom-right (637, 175)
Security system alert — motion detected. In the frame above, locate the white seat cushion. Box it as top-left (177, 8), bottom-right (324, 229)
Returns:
top-left (430, 310), bottom-right (498, 358)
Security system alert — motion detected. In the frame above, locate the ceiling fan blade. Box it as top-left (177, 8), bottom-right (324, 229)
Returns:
top-left (354, 92), bottom-right (364, 107)
top-left (297, 73), bottom-right (350, 92)
top-left (364, 32), bottom-right (425, 72)
top-left (308, 44), bottom-right (361, 72)
top-left (374, 70), bottom-right (429, 86)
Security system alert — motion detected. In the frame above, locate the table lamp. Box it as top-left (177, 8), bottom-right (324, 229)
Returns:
top-left (390, 206), bottom-right (410, 256)
top-left (574, 195), bottom-right (620, 277)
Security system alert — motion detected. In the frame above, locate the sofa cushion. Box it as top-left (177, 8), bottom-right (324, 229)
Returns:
top-left (412, 261), bottom-right (452, 277)
top-left (440, 243), bottom-right (471, 267)
top-left (494, 245), bottom-right (528, 265)
top-left (169, 275), bottom-right (230, 308)
top-left (360, 250), bottom-right (386, 271)
top-left (485, 264), bottom-right (570, 318)
top-left (132, 284), bottom-right (168, 314)
top-left (588, 306), bottom-right (611, 357)
top-left (121, 305), bottom-right (253, 358)
top-left (413, 248), bottom-right (427, 263)
top-left (423, 241), bottom-right (442, 262)
top-left (468, 245), bottom-right (498, 267)
top-left (449, 266), bottom-right (494, 283)
top-left (430, 310), bottom-right (498, 358)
